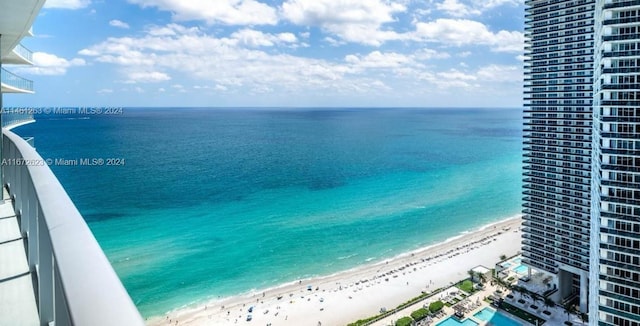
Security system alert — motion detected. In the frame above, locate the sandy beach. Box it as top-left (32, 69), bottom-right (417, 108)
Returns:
top-left (147, 216), bottom-right (522, 326)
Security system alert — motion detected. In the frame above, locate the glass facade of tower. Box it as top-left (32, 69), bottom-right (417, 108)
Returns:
top-left (522, 0), bottom-right (596, 311)
top-left (592, 0), bottom-right (640, 325)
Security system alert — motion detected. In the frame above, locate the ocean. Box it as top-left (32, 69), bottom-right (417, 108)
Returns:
top-left (15, 107), bottom-right (522, 317)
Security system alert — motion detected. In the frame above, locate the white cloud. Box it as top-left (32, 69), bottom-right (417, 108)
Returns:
top-left (78, 23), bottom-right (522, 103)
top-left (278, 33), bottom-right (297, 43)
top-left (19, 52), bottom-right (86, 75)
top-left (345, 51), bottom-right (412, 69)
top-left (230, 29), bottom-right (298, 47)
top-left (413, 48), bottom-right (451, 60)
top-left (126, 71), bottom-right (171, 83)
top-left (109, 19), bottom-right (130, 29)
top-left (416, 64), bottom-right (521, 90)
top-left (44, 0), bottom-right (90, 9)
top-left (127, 0), bottom-right (277, 25)
top-left (414, 19), bottom-right (524, 52)
top-left (281, 0), bottom-right (407, 46)
top-left (323, 37), bottom-right (344, 47)
top-left (437, 0), bottom-right (480, 17)
top-left (476, 64), bottom-right (521, 82)
top-left (436, 0), bottom-right (520, 17)
top-left (98, 88), bottom-right (114, 94)
top-left (78, 24), bottom-right (373, 94)
top-left (276, 1), bottom-right (523, 51)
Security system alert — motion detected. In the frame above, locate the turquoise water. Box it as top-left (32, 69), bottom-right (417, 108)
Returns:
top-left (436, 316), bottom-right (479, 326)
top-left (513, 257), bottom-right (522, 264)
top-left (474, 307), bottom-right (523, 325)
top-left (15, 108), bottom-right (522, 317)
top-left (514, 265), bottom-right (529, 274)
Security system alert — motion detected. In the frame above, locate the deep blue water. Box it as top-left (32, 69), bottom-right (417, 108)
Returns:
top-left (15, 108), bottom-right (522, 317)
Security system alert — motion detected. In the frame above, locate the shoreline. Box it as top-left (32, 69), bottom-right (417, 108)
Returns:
top-left (147, 215), bottom-right (523, 326)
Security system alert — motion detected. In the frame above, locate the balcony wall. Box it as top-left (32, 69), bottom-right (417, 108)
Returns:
top-left (1, 129), bottom-right (144, 326)
top-left (3, 43), bottom-right (34, 65)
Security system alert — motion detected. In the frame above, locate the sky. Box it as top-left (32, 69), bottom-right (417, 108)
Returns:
top-left (6, 0), bottom-right (525, 108)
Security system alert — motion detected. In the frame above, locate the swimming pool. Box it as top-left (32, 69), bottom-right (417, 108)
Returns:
top-left (513, 264), bottom-right (529, 274)
top-left (513, 257), bottom-right (522, 264)
top-left (474, 307), bottom-right (523, 326)
top-left (435, 316), bottom-right (478, 326)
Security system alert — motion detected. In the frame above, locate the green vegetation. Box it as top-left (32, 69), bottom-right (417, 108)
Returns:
top-left (494, 276), bottom-right (513, 291)
top-left (398, 292), bottom-right (430, 308)
top-left (500, 254), bottom-right (507, 260)
top-left (501, 302), bottom-right (546, 325)
top-left (395, 316), bottom-right (413, 326)
top-left (429, 300), bottom-right (444, 313)
top-left (457, 280), bottom-right (474, 293)
top-left (410, 308), bottom-right (429, 321)
top-left (579, 312), bottom-right (588, 324)
top-left (478, 273), bottom-right (487, 284)
top-left (563, 302), bottom-right (576, 322)
top-left (346, 287), bottom-right (444, 326)
top-left (347, 316), bottom-right (381, 326)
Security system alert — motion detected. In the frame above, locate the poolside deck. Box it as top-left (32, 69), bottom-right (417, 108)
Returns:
top-left (0, 190), bottom-right (39, 326)
top-left (368, 259), bottom-right (588, 326)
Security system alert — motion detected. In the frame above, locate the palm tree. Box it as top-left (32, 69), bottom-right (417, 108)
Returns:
top-left (468, 269), bottom-right (476, 282)
top-left (513, 285), bottom-right (530, 300)
top-left (579, 312), bottom-right (588, 325)
top-left (511, 285), bottom-right (523, 300)
top-left (530, 292), bottom-right (541, 306)
top-left (543, 297), bottom-right (555, 311)
top-left (563, 302), bottom-right (575, 322)
top-left (478, 273), bottom-right (487, 285)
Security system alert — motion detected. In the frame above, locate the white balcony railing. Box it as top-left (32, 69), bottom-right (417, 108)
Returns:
top-left (2, 129), bottom-right (144, 326)
top-left (1, 111), bottom-right (35, 130)
top-left (1, 68), bottom-right (34, 93)
top-left (12, 43), bottom-right (34, 63)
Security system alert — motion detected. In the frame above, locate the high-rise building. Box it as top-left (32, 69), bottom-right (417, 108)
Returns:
top-left (590, 1), bottom-right (640, 325)
top-left (522, 0), bottom-right (596, 313)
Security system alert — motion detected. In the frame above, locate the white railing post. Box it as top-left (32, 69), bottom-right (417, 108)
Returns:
top-left (26, 178), bottom-right (38, 270)
top-left (38, 205), bottom-right (54, 324)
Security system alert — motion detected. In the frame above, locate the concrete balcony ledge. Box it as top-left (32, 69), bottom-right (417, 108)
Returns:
top-left (3, 43), bottom-right (34, 65)
top-left (2, 130), bottom-right (144, 326)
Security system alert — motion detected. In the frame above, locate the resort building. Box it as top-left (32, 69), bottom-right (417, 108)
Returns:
top-left (522, 0), bottom-right (596, 313)
top-left (590, 0), bottom-right (640, 325)
top-left (0, 1), bottom-right (144, 325)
